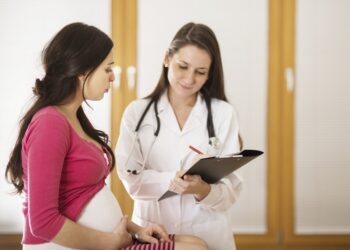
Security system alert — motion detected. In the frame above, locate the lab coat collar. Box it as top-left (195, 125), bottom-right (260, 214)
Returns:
top-left (157, 89), bottom-right (207, 136)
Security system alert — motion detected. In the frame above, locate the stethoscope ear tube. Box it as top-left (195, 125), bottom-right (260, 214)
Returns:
top-left (127, 95), bottom-right (220, 175)
top-left (137, 95), bottom-right (216, 139)
top-left (135, 98), bottom-right (155, 133)
top-left (204, 96), bottom-right (216, 142)
top-left (153, 98), bottom-right (160, 136)
top-left (135, 97), bottom-right (161, 137)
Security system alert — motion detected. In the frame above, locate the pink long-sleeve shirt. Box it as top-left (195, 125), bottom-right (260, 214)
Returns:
top-left (21, 106), bottom-right (111, 244)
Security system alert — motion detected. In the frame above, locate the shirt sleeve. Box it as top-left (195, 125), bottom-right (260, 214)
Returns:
top-left (197, 102), bottom-right (244, 211)
top-left (115, 102), bottom-right (175, 201)
top-left (23, 112), bottom-right (70, 240)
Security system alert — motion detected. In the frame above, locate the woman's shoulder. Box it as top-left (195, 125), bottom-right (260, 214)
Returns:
top-left (31, 106), bottom-right (69, 129)
top-left (23, 106), bottom-right (71, 145)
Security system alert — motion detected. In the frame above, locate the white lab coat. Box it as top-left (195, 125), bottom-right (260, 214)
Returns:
top-left (115, 91), bottom-right (243, 250)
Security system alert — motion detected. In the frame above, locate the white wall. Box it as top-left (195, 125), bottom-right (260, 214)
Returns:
top-left (295, 0), bottom-right (350, 234)
top-left (137, 0), bottom-right (268, 233)
top-left (0, 0), bottom-right (111, 233)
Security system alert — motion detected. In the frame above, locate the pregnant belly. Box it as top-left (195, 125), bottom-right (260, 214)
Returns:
top-left (77, 185), bottom-right (123, 232)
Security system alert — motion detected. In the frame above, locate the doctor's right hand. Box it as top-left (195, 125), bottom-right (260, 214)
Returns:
top-left (112, 215), bottom-right (132, 249)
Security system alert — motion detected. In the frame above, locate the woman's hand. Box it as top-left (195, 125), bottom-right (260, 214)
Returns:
top-left (113, 216), bottom-right (133, 249)
top-left (169, 171), bottom-right (211, 201)
top-left (135, 224), bottom-right (171, 243)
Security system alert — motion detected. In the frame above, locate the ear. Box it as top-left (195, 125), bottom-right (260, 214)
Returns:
top-left (78, 72), bottom-right (88, 83)
top-left (163, 50), bottom-right (170, 67)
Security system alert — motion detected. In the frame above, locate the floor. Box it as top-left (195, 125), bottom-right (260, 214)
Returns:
top-left (1, 245), bottom-right (350, 250)
top-left (0, 247), bottom-right (19, 250)
top-left (239, 246), bottom-right (350, 250)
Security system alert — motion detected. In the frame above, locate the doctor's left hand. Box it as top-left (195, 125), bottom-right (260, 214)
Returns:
top-left (169, 171), bottom-right (211, 201)
top-left (136, 224), bottom-right (171, 243)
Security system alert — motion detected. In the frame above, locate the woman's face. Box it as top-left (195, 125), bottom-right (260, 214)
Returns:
top-left (165, 45), bottom-right (211, 99)
top-left (83, 51), bottom-right (115, 101)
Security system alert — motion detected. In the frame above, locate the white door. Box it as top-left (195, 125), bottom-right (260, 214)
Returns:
top-left (136, 0), bottom-right (269, 236)
top-left (294, 0), bottom-right (350, 236)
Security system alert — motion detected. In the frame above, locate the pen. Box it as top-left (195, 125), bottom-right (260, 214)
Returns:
top-left (189, 145), bottom-right (204, 155)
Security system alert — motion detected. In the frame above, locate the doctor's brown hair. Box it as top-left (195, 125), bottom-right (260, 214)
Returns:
top-left (146, 22), bottom-right (243, 148)
top-left (147, 22), bottom-right (226, 101)
top-left (6, 22), bottom-right (116, 193)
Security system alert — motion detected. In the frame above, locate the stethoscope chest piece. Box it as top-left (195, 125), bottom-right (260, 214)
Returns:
top-left (127, 169), bottom-right (140, 175)
top-left (209, 137), bottom-right (220, 150)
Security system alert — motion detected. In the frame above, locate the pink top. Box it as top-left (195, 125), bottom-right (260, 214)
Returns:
top-left (21, 106), bottom-right (111, 244)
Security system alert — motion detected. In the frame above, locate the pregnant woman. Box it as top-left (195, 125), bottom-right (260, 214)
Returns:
top-left (5, 22), bottom-right (207, 250)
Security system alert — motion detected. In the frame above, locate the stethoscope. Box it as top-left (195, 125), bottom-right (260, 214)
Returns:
top-left (125, 96), bottom-right (220, 175)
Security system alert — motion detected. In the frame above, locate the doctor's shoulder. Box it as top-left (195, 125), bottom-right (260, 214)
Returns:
top-left (211, 98), bottom-right (239, 123)
top-left (122, 98), bottom-right (152, 123)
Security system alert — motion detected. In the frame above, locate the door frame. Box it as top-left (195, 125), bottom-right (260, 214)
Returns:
top-left (280, 0), bottom-right (350, 245)
top-left (110, 0), bottom-right (137, 217)
top-left (236, 0), bottom-right (283, 245)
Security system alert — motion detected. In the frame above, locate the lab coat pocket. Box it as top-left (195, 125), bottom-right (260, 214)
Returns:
top-left (132, 200), bottom-right (161, 227)
top-left (196, 137), bottom-right (222, 156)
top-left (191, 219), bottom-right (234, 250)
top-left (133, 214), bottom-right (155, 228)
top-left (195, 138), bottom-right (211, 154)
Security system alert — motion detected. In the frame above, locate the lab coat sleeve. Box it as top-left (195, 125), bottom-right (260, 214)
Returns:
top-left (197, 102), bottom-right (243, 211)
top-left (115, 102), bottom-right (175, 201)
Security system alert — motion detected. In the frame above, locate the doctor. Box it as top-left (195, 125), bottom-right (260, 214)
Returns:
top-left (115, 22), bottom-right (243, 250)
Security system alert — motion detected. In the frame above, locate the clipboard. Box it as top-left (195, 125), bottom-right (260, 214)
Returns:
top-left (158, 149), bottom-right (263, 201)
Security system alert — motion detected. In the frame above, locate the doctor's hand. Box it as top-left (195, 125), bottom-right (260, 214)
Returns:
top-left (135, 224), bottom-right (171, 243)
top-left (169, 171), bottom-right (211, 201)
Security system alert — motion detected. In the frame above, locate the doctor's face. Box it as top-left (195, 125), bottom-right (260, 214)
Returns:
top-left (165, 45), bottom-right (211, 99)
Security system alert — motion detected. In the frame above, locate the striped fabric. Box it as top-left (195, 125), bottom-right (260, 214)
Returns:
top-left (122, 234), bottom-right (175, 250)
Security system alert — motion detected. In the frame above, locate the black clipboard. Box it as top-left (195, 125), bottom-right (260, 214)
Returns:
top-left (158, 149), bottom-right (263, 201)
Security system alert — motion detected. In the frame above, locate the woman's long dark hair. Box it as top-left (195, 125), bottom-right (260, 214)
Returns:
top-left (6, 22), bottom-right (116, 193)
